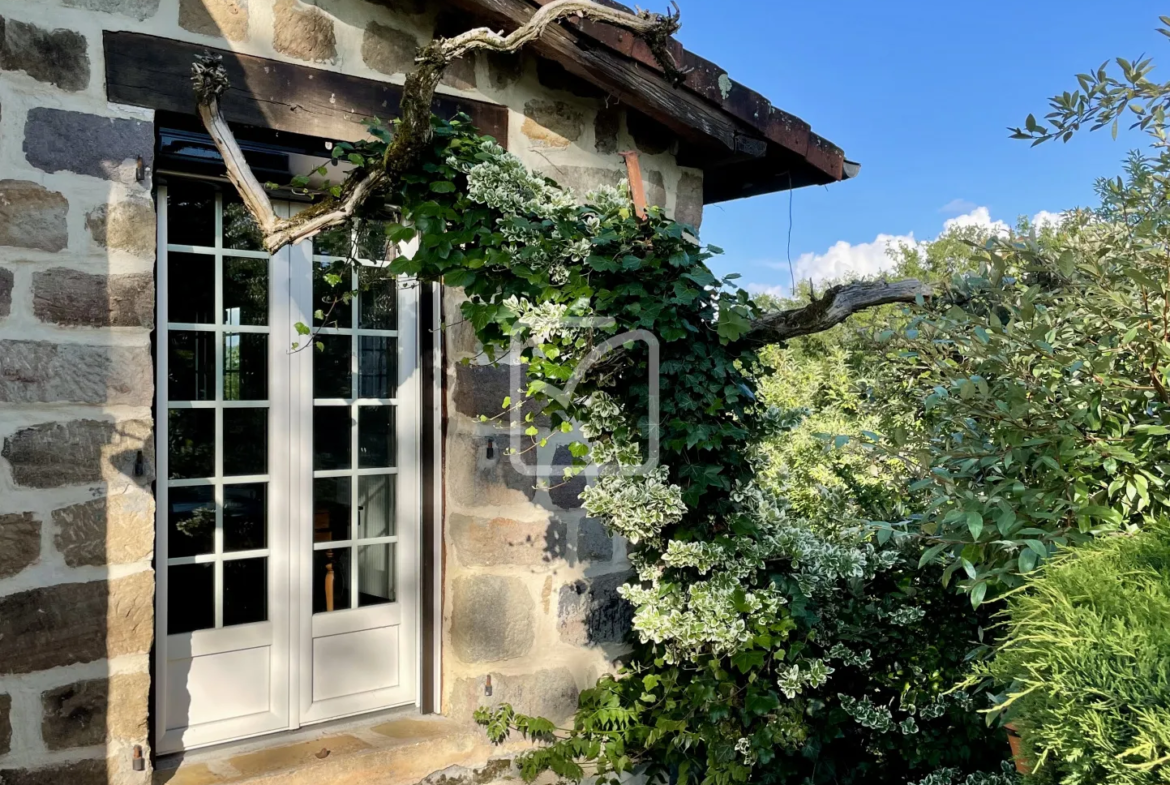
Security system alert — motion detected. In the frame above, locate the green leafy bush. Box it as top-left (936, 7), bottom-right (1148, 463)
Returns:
top-left (976, 525), bottom-right (1170, 784)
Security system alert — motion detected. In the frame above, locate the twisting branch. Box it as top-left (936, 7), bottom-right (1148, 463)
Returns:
top-left (192, 0), bottom-right (683, 253)
top-left (739, 279), bottom-right (933, 346)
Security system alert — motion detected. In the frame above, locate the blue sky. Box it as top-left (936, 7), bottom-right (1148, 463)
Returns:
top-left (671, 1), bottom-right (1165, 295)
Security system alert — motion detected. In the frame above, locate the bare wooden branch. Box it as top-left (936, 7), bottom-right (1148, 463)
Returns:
top-left (192, 0), bottom-right (682, 253)
top-left (741, 279), bottom-right (933, 346)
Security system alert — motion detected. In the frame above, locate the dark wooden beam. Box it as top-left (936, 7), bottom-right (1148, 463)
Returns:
top-left (443, 0), bottom-right (746, 153)
top-left (104, 31), bottom-right (509, 144)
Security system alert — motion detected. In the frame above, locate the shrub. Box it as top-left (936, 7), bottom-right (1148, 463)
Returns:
top-left (978, 524), bottom-right (1170, 784)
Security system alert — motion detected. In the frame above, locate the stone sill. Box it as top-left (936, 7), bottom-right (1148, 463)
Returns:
top-left (154, 709), bottom-right (520, 785)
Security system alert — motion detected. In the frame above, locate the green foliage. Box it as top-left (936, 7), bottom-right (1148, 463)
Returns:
top-left (975, 525), bottom-right (1170, 784)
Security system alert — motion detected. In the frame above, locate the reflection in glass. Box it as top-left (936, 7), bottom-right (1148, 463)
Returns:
top-left (358, 266), bottom-right (396, 330)
top-left (358, 406), bottom-right (395, 468)
top-left (167, 181), bottom-right (216, 247)
top-left (224, 483), bottom-right (267, 552)
top-left (223, 558), bottom-right (268, 627)
top-left (168, 332), bottom-right (214, 401)
top-left (358, 544), bottom-right (395, 606)
top-left (223, 409), bottom-right (267, 476)
top-left (169, 408), bottom-right (214, 479)
top-left (223, 257), bottom-right (268, 325)
top-left (168, 486), bottom-right (215, 558)
top-left (224, 333), bottom-right (268, 401)
top-left (313, 477), bottom-right (351, 543)
top-left (312, 260), bottom-right (352, 327)
top-left (167, 252), bottom-right (215, 324)
top-left (222, 194), bottom-right (265, 251)
top-left (358, 475), bottom-right (394, 538)
top-left (313, 407), bottom-right (351, 470)
top-left (168, 563), bottom-right (215, 634)
top-left (313, 548), bottom-right (351, 613)
top-left (356, 221), bottom-right (391, 263)
top-left (313, 336), bottom-right (351, 399)
top-left (358, 337), bottom-right (395, 399)
top-left (314, 226), bottom-right (352, 258)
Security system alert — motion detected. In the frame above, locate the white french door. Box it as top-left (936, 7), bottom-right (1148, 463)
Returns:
top-left (155, 177), bottom-right (419, 754)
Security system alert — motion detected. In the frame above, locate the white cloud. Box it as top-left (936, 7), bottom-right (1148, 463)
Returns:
top-left (1031, 210), bottom-right (1064, 229)
top-left (939, 198), bottom-right (977, 215)
top-left (747, 205), bottom-right (1060, 296)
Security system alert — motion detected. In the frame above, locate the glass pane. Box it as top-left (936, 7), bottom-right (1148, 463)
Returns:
top-left (224, 333), bottom-right (268, 401)
top-left (223, 257), bottom-right (268, 326)
top-left (313, 477), bottom-right (351, 543)
top-left (223, 558), bottom-right (268, 627)
top-left (314, 336), bottom-right (351, 399)
top-left (223, 408), bottom-right (267, 476)
top-left (313, 548), bottom-right (351, 613)
top-left (353, 547), bottom-right (395, 608)
top-left (167, 181), bottom-right (216, 247)
top-left (356, 222), bottom-right (391, 263)
top-left (224, 483), bottom-right (267, 552)
top-left (358, 475), bottom-right (394, 538)
top-left (314, 227), bottom-right (353, 258)
top-left (168, 331), bottom-right (214, 401)
top-left (167, 252), bottom-right (215, 324)
top-left (168, 563), bottom-right (214, 634)
top-left (169, 408), bottom-right (214, 479)
top-left (222, 193), bottom-right (264, 252)
top-left (358, 266), bottom-right (396, 330)
top-left (167, 486), bottom-right (215, 558)
top-left (358, 337), bottom-right (395, 398)
top-left (358, 406), bottom-right (395, 469)
top-left (358, 544), bottom-right (395, 607)
top-left (313, 407), bottom-right (352, 470)
top-left (312, 260), bottom-right (352, 327)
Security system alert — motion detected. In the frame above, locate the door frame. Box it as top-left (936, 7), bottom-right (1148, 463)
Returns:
top-left (153, 175), bottom-right (435, 754)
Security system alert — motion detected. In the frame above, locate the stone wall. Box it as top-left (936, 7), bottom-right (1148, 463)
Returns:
top-left (0, 2), bottom-right (157, 783)
top-left (0, 0), bottom-right (703, 781)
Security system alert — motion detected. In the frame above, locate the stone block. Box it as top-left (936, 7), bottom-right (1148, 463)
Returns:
top-left (0, 16), bottom-right (89, 92)
top-left (549, 445), bottom-right (587, 510)
top-left (0, 571), bottom-right (153, 675)
top-left (0, 693), bottom-right (10, 756)
top-left (452, 363), bottom-right (538, 420)
top-left (541, 166), bottom-right (622, 202)
top-left (273, 0), bottom-right (336, 62)
top-left (448, 668), bottom-right (579, 726)
top-left (441, 54), bottom-right (477, 91)
top-left (577, 517), bottom-right (613, 563)
top-left (594, 106), bottom-right (621, 155)
top-left (644, 169), bottom-right (667, 210)
top-left (536, 59), bottom-right (604, 99)
top-left (361, 21), bottom-right (418, 76)
top-left (484, 51), bottom-right (523, 91)
top-left (85, 198), bottom-right (156, 257)
top-left (0, 340), bottom-right (153, 406)
top-left (450, 575), bottom-right (534, 663)
top-left (675, 171), bottom-right (703, 230)
top-left (558, 571), bottom-right (634, 646)
top-left (1, 418), bottom-right (154, 489)
top-left (375, 0), bottom-right (427, 14)
top-left (24, 109), bottom-right (153, 184)
top-left (446, 432), bottom-right (536, 508)
top-left (40, 672), bottom-right (148, 750)
top-left (32, 268), bottom-right (154, 328)
top-left (442, 287), bottom-right (478, 357)
top-left (628, 110), bottom-right (673, 155)
top-left (0, 760), bottom-right (107, 785)
top-left (0, 268), bottom-right (12, 318)
top-left (179, 0), bottom-right (249, 41)
top-left (63, 0), bottom-right (159, 19)
top-left (0, 512), bottom-right (40, 580)
top-left (53, 493), bottom-right (154, 567)
top-left (449, 513), bottom-right (565, 567)
top-left (0, 180), bottom-right (68, 252)
top-left (522, 100), bottom-right (585, 149)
